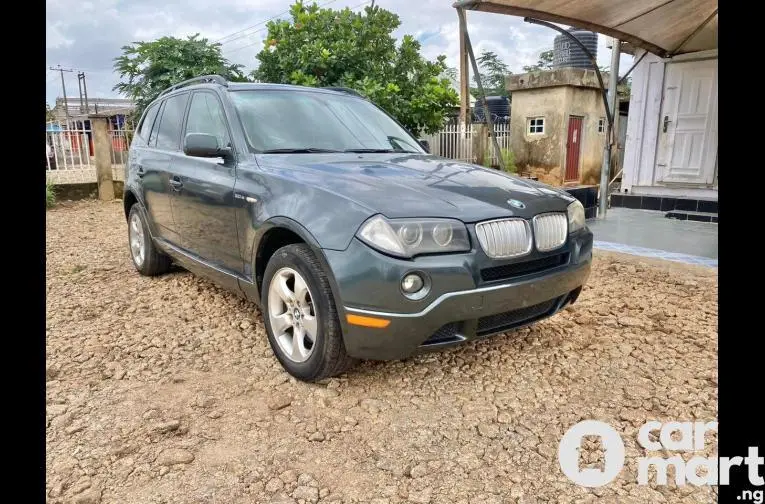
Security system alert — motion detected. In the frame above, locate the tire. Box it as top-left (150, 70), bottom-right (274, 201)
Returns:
top-left (262, 243), bottom-right (357, 382)
top-left (127, 203), bottom-right (172, 276)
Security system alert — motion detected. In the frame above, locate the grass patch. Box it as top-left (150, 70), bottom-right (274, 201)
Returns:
top-left (46, 182), bottom-right (56, 209)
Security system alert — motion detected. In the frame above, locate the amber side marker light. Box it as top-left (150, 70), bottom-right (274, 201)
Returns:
top-left (346, 314), bottom-right (391, 328)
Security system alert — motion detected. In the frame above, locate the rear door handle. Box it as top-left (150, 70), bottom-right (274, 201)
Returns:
top-left (169, 176), bottom-right (183, 191)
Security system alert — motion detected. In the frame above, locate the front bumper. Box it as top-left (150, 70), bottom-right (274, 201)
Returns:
top-left (323, 227), bottom-right (592, 360)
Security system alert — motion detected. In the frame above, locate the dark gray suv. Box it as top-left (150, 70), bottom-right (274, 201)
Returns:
top-left (124, 75), bottom-right (593, 382)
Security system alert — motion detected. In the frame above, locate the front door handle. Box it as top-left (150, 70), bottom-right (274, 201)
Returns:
top-left (136, 165), bottom-right (145, 178)
top-left (663, 115), bottom-right (671, 133)
top-left (169, 177), bottom-right (183, 191)
top-left (234, 193), bottom-right (258, 204)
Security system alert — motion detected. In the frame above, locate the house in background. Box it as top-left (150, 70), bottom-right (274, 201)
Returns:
top-left (52, 97), bottom-right (135, 122)
top-left (506, 67), bottom-right (609, 187)
top-left (619, 48), bottom-right (718, 214)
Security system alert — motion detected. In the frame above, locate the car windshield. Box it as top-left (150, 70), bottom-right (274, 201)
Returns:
top-left (229, 90), bottom-right (425, 154)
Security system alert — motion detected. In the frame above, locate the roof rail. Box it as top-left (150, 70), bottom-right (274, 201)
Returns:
top-left (159, 75), bottom-right (229, 97)
top-left (323, 86), bottom-right (364, 97)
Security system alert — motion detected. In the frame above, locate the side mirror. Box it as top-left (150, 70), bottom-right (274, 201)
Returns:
top-left (184, 133), bottom-right (230, 158)
top-left (418, 139), bottom-right (430, 153)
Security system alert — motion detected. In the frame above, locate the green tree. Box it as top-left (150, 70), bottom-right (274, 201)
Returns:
top-left (113, 34), bottom-right (246, 115)
top-left (470, 50), bottom-right (511, 98)
top-left (253, 2), bottom-right (457, 136)
top-left (45, 102), bottom-right (55, 122)
top-left (522, 49), bottom-right (554, 72)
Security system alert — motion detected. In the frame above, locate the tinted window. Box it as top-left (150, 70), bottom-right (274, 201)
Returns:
top-left (155, 93), bottom-right (189, 151)
top-left (136, 103), bottom-right (160, 143)
top-left (185, 92), bottom-right (231, 148)
top-left (230, 90), bottom-right (424, 153)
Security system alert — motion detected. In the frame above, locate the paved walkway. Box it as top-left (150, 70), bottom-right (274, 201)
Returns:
top-left (588, 207), bottom-right (718, 267)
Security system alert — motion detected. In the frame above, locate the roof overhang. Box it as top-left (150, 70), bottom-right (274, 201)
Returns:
top-left (452, 0), bottom-right (718, 57)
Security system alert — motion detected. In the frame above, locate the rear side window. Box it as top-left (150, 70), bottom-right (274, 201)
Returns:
top-left (148, 101), bottom-right (165, 147)
top-left (185, 92), bottom-right (231, 148)
top-left (136, 103), bottom-right (160, 143)
top-left (155, 93), bottom-right (189, 151)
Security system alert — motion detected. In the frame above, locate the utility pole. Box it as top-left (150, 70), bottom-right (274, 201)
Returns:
top-left (77, 72), bottom-right (90, 114)
top-left (598, 40), bottom-right (621, 219)
top-left (49, 65), bottom-right (74, 124)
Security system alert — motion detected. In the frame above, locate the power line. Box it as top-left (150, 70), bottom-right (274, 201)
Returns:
top-left (226, 0), bottom-right (372, 55)
top-left (216, 0), bottom-right (340, 46)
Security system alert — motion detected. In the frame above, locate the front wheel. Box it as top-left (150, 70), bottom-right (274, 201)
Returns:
top-left (262, 244), bottom-right (357, 382)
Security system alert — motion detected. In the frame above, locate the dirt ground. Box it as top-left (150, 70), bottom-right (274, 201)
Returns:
top-left (46, 200), bottom-right (718, 504)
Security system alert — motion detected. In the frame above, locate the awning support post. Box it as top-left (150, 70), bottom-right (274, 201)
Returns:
top-left (457, 7), bottom-right (506, 171)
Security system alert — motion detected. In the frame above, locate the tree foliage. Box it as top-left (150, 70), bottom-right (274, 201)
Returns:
top-left (45, 102), bottom-right (55, 122)
top-left (113, 34), bottom-right (246, 115)
top-left (522, 50), bottom-right (554, 73)
top-left (253, 2), bottom-right (457, 136)
top-left (470, 50), bottom-right (510, 98)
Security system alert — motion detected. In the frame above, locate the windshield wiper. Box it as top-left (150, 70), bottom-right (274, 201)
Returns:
top-left (261, 148), bottom-right (342, 153)
top-left (344, 148), bottom-right (409, 153)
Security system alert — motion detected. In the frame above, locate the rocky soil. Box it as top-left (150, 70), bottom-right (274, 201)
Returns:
top-left (46, 200), bottom-right (718, 504)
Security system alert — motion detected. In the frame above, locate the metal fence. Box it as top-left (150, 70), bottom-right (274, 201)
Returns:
top-left (46, 119), bottom-right (133, 185)
top-left (420, 122), bottom-right (512, 166)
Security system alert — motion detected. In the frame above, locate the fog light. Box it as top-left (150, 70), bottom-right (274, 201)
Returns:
top-left (401, 273), bottom-right (424, 294)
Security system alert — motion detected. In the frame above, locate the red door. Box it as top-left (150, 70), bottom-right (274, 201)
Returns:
top-left (565, 116), bottom-right (583, 182)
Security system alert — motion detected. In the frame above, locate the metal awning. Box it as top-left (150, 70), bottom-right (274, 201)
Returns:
top-left (452, 0), bottom-right (717, 57)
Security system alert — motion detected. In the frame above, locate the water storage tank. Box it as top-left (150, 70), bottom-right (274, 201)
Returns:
top-left (553, 27), bottom-right (598, 69)
top-left (473, 96), bottom-right (510, 123)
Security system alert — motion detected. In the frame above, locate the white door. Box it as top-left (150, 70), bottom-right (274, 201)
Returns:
top-left (655, 59), bottom-right (718, 185)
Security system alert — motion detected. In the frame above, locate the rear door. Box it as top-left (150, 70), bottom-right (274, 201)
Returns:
top-left (133, 99), bottom-right (181, 245)
top-left (174, 90), bottom-right (244, 276)
top-left (151, 92), bottom-right (191, 250)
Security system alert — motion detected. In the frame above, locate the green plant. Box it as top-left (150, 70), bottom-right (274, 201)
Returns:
top-left (501, 148), bottom-right (517, 174)
top-left (482, 146), bottom-right (517, 173)
top-left (46, 182), bottom-right (56, 208)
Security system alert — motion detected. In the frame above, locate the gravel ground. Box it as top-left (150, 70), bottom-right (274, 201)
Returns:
top-left (46, 200), bottom-right (718, 504)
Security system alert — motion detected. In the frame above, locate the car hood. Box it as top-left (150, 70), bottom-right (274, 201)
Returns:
top-left (256, 153), bottom-right (576, 223)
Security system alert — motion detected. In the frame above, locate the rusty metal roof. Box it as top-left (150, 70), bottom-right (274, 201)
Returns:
top-left (453, 0), bottom-right (717, 57)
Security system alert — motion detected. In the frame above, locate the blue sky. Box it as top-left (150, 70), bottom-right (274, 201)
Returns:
top-left (46, 0), bottom-right (633, 106)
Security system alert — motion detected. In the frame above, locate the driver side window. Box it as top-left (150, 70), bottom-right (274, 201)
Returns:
top-left (185, 92), bottom-right (231, 149)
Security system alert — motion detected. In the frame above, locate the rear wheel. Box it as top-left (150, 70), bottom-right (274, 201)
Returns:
top-left (127, 203), bottom-right (171, 276)
top-left (262, 243), bottom-right (357, 381)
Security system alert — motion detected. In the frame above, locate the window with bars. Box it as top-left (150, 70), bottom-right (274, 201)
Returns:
top-left (527, 117), bottom-right (544, 134)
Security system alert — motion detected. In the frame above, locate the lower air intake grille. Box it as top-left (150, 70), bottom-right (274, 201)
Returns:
top-left (421, 322), bottom-right (461, 345)
top-left (481, 253), bottom-right (569, 282)
top-left (476, 298), bottom-right (558, 336)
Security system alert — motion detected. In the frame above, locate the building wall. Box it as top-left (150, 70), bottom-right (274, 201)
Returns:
top-left (509, 85), bottom-right (605, 186)
top-left (622, 49), bottom-right (719, 200)
top-left (509, 87), bottom-right (567, 185)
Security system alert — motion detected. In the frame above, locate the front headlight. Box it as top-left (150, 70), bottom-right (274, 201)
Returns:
top-left (357, 215), bottom-right (471, 258)
top-left (567, 200), bottom-right (586, 233)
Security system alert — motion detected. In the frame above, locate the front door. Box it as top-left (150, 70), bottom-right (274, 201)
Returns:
top-left (565, 116), bottom-right (583, 181)
top-left (175, 91), bottom-right (243, 277)
top-left (656, 59), bottom-right (718, 185)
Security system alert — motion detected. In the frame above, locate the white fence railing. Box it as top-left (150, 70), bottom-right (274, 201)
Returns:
top-left (421, 122), bottom-right (512, 166)
top-left (46, 119), bottom-right (133, 185)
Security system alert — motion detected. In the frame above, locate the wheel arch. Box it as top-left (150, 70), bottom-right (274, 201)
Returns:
top-left (251, 217), bottom-right (349, 336)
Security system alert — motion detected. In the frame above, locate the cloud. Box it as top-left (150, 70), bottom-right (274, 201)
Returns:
top-left (46, 0), bottom-right (632, 105)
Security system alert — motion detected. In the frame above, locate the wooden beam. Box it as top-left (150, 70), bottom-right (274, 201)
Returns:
top-left (458, 11), bottom-right (470, 126)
